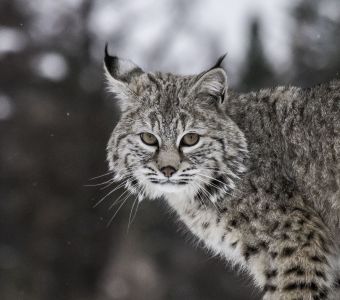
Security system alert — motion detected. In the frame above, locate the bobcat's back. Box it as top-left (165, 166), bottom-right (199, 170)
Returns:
top-left (226, 80), bottom-right (340, 213)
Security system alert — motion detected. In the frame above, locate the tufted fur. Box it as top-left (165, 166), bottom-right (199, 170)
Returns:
top-left (104, 47), bottom-right (340, 299)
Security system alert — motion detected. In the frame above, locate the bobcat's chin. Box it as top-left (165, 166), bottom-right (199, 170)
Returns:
top-left (149, 181), bottom-right (189, 194)
top-left (139, 178), bottom-right (198, 200)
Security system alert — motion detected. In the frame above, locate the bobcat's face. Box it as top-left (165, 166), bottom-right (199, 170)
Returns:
top-left (105, 47), bottom-right (247, 203)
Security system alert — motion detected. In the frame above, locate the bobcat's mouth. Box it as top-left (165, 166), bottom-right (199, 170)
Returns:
top-left (149, 180), bottom-right (189, 185)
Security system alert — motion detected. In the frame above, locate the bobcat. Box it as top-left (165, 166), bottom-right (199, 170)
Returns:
top-left (103, 45), bottom-right (340, 300)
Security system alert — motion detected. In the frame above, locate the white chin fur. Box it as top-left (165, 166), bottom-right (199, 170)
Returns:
top-left (139, 180), bottom-right (199, 200)
top-left (150, 182), bottom-right (188, 194)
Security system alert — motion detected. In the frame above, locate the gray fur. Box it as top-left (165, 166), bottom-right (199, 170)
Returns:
top-left (104, 50), bottom-right (340, 300)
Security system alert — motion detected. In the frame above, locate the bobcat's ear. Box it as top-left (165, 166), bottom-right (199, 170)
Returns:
top-left (104, 44), bottom-right (144, 111)
top-left (190, 67), bottom-right (227, 105)
top-left (189, 53), bottom-right (227, 105)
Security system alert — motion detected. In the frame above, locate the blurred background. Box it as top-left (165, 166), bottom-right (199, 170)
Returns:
top-left (1, 0), bottom-right (340, 299)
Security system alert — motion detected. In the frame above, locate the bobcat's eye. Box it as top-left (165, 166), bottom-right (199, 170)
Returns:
top-left (140, 132), bottom-right (158, 146)
top-left (180, 133), bottom-right (200, 147)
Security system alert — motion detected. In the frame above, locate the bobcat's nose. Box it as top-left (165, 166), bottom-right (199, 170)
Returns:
top-left (160, 166), bottom-right (177, 178)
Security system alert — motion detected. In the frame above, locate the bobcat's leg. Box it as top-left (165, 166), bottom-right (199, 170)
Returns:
top-left (257, 208), bottom-right (336, 300)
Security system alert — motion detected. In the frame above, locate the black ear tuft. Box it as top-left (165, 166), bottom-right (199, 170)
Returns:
top-left (104, 42), bottom-right (109, 57)
top-left (209, 53), bottom-right (228, 70)
top-left (104, 43), bottom-right (118, 76)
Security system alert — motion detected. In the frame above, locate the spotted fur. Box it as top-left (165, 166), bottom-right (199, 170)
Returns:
top-left (103, 47), bottom-right (340, 299)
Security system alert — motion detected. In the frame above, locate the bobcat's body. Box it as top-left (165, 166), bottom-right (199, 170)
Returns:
top-left (103, 48), bottom-right (340, 299)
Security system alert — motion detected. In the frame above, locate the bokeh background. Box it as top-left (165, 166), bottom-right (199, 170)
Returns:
top-left (1, 0), bottom-right (340, 299)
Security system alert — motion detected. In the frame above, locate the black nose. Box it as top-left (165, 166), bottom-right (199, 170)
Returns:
top-left (160, 166), bottom-right (177, 178)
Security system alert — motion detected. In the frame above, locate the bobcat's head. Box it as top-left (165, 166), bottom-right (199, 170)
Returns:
top-left (104, 46), bottom-right (247, 204)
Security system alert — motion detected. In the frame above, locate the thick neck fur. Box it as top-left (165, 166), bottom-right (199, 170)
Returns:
top-left (165, 190), bottom-right (248, 268)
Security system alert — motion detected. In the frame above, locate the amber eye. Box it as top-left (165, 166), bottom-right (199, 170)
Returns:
top-left (180, 133), bottom-right (200, 147)
top-left (140, 132), bottom-right (158, 146)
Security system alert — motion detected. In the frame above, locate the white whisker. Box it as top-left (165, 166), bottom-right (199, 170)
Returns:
top-left (107, 181), bottom-right (139, 227)
top-left (93, 178), bottom-right (130, 208)
top-left (196, 173), bottom-right (230, 188)
top-left (107, 194), bottom-right (131, 227)
top-left (99, 180), bottom-right (116, 190)
top-left (191, 182), bottom-right (208, 211)
top-left (89, 170), bottom-right (115, 181)
top-left (200, 167), bottom-right (241, 180)
top-left (127, 197), bottom-right (138, 232)
top-left (193, 177), bottom-right (221, 212)
top-left (108, 187), bottom-right (131, 210)
top-left (195, 176), bottom-right (227, 195)
top-left (84, 178), bottom-right (114, 187)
